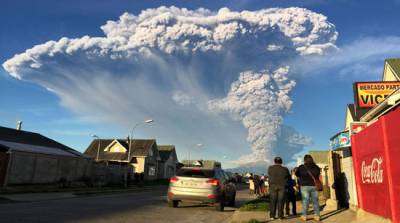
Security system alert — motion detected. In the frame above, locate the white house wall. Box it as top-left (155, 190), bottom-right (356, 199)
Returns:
top-left (133, 157), bottom-right (145, 173)
top-left (342, 156), bottom-right (358, 209)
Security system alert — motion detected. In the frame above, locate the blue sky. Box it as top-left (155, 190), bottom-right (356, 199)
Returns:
top-left (1, 0), bottom-right (400, 168)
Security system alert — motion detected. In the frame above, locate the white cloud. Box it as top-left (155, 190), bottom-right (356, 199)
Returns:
top-left (172, 91), bottom-right (194, 106)
top-left (267, 44), bottom-right (284, 51)
top-left (293, 36), bottom-right (400, 78)
top-left (2, 6), bottom-right (338, 166)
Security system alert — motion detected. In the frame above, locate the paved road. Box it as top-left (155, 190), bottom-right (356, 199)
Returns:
top-left (0, 184), bottom-right (253, 223)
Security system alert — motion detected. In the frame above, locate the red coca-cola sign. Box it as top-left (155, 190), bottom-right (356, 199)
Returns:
top-left (361, 157), bottom-right (384, 184)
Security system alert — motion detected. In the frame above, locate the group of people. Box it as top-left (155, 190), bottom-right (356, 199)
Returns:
top-left (248, 173), bottom-right (268, 197)
top-left (267, 155), bottom-right (321, 222)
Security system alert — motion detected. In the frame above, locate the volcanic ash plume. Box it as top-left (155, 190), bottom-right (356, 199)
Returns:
top-left (208, 67), bottom-right (296, 165)
top-left (2, 6), bottom-right (337, 166)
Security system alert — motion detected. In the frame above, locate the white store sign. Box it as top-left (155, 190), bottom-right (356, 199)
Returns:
top-left (361, 157), bottom-right (384, 184)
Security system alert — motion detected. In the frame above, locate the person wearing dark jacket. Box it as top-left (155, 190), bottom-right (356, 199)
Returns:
top-left (253, 175), bottom-right (260, 196)
top-left (295, 154), bottom-right (321, 222)
top-left (268, 157), bottom-right (290, 220)
top-left (285, 170), bottom-right (297, 216)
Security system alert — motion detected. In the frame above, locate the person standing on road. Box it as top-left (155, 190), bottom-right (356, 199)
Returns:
top-left (260, 174), bottom-right (266, 196)
top-left (295, 154), bottom-right (321, 222)
top-left (249, 173), bottom-right (255, 194)
top-left (268, 157), bottom-right (290, 220)
top-left (253, 175), bottom-right (260, 197)
top-left (285, 169), bottom-right (297, 216)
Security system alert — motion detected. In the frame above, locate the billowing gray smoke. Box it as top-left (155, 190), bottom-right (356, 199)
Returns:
top-left (2, 6), bottom-right (337, 166)
top-left (208, 67), bottom-right (296, 165)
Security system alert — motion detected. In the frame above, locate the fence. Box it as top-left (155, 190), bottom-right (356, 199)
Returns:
top-left (5, 151), bottom-right (132, 187)
top-left (6, 151), bottom-right (90, 185)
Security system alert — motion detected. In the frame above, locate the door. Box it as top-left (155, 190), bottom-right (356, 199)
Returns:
top-left (0, 151), bottom-right (9, 186)
top-left (342, 157), bottom-right (357, 207)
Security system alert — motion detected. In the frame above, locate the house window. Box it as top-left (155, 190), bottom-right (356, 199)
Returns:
top-left (148, 166), bottom-right (156, 176)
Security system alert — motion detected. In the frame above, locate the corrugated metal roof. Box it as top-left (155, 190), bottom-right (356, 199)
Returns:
top-left (386, 58), bottom-right (400, 77)
top-left (0, 140), bottom-right (79, 157)
top-left (0, 126), bottom-right (84, 157)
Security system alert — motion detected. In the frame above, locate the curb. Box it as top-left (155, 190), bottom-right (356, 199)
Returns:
top-left (0, 185), bottom-right (168, 203)
top-left (73, 185), bottom-right (165, 196)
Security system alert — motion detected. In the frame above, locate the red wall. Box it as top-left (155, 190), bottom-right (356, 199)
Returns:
top-left (352, 106), bottom-right (400, 222)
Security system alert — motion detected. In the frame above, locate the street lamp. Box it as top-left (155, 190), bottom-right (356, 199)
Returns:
top-left (91, 134), bottom-right (100, 162)
top-left (124, 119), bottom-right (154, 187)
top-left (127, 119), bottom-right (154, 163)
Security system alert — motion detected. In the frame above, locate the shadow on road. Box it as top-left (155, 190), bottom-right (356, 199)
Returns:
top-left (0, 187), bottom-right (171, 223)
top-left (0, 184), bottom-right (253, 223)
top-left (321, 208), bottom-right (348, 220)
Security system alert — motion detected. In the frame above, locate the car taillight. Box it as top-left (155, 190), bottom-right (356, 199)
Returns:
top-left (206, 179), bottom-right (220, 186)
top-left (170, 177), bottom-right (178, 182)
top-left (207, 194), bottom-right (217, 199)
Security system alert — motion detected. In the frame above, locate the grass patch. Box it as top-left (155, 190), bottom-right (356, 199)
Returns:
top-left (244, 219), bottom-right (261, 223)
top-left (239, 197), bottom-right (269, 212)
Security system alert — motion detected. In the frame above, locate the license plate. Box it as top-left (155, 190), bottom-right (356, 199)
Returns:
top-left (183, 181), bottom-right (198, 187)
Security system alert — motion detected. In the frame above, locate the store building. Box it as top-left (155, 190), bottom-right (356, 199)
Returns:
top-left (351, 89), bottom-right (400, 223)
top-left (328, 58), bottom-right (400, 222)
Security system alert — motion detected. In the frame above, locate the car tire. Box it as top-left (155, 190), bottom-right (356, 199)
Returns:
top-left (228, 193), bottom-right (236, 207)
top-left (215, 196), bottom-right (225, 212)
top-left (168, 200), bottom-right (179, 208)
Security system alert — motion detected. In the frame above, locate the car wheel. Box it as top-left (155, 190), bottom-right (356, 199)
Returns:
top-left (215, 196), bottom-right (225, 212)
top-left (228, 193), bottom-right (236, 207)
top-left (168, 200), bottom-right (179, 208)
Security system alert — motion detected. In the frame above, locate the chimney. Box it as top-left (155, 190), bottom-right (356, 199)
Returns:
top-left (16, 120), bottom-right (23, 130)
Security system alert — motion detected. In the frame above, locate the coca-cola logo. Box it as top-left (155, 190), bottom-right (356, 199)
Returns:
top-left (361, 157), bottom-right (383, 184)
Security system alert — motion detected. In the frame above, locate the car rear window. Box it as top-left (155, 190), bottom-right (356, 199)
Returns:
top-left (177, 168), bottom-right (215, 178)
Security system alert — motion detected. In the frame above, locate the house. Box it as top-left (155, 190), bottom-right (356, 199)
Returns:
top-left (84, 139), bottom-right (161, 180)
top-left (0, 126), bottom-right (90, 186)
top-left (157, 145), bottom-right (178, 179)
top-left (382, 58), bottom-right (400, 81)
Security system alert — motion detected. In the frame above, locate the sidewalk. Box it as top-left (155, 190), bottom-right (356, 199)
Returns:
top-left (228, 208), bottom-right (357, 223)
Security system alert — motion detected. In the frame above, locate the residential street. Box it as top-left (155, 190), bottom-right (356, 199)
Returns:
top-left (2, 2), bottom-right (400, 223)
top-left (0, 184), bottom-right (253, 223)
